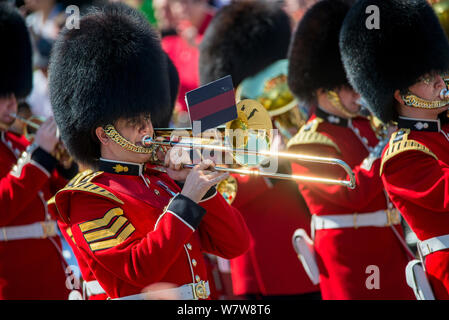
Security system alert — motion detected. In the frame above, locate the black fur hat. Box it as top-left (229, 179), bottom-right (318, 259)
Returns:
top-left (152, 53), bottom-right (179, 128)
top-left (340, 0), bottom-right (449, 123)
top-left (49, 3), bottom-right (170, 166)
top-left (0, 3), bottom-right (32, 99)
top-left (198, 0), bottom-right (292, 86)
top-left (287, 0), bottom-right (351, 104)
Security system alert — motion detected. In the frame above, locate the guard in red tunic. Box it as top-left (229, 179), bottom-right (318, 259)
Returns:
top-left (199, 0), bottom-right (320, 299)
top-left (339, 0), bottom-right (449, 300)
top-left (0, 3), bottom-right (74, 300)
top-left (49, 3), bottom-right (250, 300)
top-left (51, 50), bottom-right (184, 301)
top-left (286, 0), bottom-right (414, 299)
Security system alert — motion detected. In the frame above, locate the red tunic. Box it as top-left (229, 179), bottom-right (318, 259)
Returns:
top-left (230, 173), bottom-right (320, 296)
top-left (288, 113), bottom-right (414, 299)
top-left (0, 131), bottom-right (70, 299)
top-left (56, 220), bottom-right (108, 300)
top-left (53, 161), bottom-right (250, 299)
top-left (381, 118), bottom-right (449, 299)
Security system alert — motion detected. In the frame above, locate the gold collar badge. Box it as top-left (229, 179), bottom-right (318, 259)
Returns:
top-left (113, 164), bottom-right (129, 173)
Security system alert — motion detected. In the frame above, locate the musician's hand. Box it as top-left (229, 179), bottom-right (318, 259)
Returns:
top-left (164, 145), bottom-right (192, 182)
top-left (34, 117), bottom-right (59, 154)
top-left (181, 160), bottom-right (229, 203)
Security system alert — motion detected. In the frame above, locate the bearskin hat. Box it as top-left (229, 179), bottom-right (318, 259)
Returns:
top-left (152, 53), bottom-right (179, 128)
top-left (287, 0), bottom-right (351, 104)
top-left (340, 0), bottom-right (449, 123)
top-left (198, 0), bottom-right (292, 87)
top-left (49, 3), bottom-right (170, 167)
top-left (0, 3), bottom-right (32, 99)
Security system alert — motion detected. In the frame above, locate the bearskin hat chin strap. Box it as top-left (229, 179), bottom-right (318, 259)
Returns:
top-left (103, 124), bottom-right (158, 155)
top-left (326, 90), bottom-right (359, 118)
top-left (402, 87), bottom-right (449, 109)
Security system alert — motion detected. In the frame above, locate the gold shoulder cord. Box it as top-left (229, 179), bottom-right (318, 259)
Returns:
top-left (287, 118), bottom-right (342, 153)
top-left (380, 129), bottom-right (438, 175)
top-left (57, 169), bottom-right (124, 204)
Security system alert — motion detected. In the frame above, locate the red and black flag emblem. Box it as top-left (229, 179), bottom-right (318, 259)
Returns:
top-left (185, 75), bottom-right (238, 132)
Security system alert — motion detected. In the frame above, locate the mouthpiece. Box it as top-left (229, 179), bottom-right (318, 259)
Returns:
top-left (141, 135), bottom-right (153, 147)
top-left (440, 88), bottom-right (449, 100)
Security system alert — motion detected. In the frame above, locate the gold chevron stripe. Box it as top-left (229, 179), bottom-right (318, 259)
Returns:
top-left (83, 216), bottom-right (128, 243)
top-left (89, 224), bottom-right (135, 252)
top-left (79, 207), bottom-right (124, 233)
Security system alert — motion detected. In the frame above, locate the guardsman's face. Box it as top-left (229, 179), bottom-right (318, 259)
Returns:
top-left (337, 86), bottom-right (361, 114)
top-left (408, 72), bottom-right (447, 102)
top-left (0, 94), bottom-right (17, 131)
top-left (100, 114), bottom-right (155, 164)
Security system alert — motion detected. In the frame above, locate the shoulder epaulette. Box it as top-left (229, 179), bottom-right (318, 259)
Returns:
top-left (380, 129), bottom-right (438, 175)
top-left (287, 118), bottom-right (341, 153)
top-left (57, 169), bottom-right (124, 205)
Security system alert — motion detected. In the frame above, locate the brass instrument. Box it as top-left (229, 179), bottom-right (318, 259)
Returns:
top-left (216, 175), bottom-right (238, 205)
top-left (235, 59), bottom-right (308, 141)
top-left (431, 0), bottom-right (449, 38)
top-left (10, 113), bottom-right (73, 168)
top-left (144, 100), bottom-right (356, 190)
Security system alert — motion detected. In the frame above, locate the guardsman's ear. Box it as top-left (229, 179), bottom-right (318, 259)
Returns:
top-left (95, 127), bottom-right (110, 146)
top-left (393, 89), bottom-right (405, 106)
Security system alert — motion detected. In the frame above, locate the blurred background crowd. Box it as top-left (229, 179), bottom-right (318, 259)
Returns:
top-left (6, 0), bottom-right (317, 132)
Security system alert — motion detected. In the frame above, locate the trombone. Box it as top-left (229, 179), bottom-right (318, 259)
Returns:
top-left (143, 100), bottom-right (356, 189)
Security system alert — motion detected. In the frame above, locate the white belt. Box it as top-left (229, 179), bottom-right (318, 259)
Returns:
top-left (0, 221), bottom-right (58, 241)
top-left (418, 234), bottom-right (449, 257)
top-left (84, 280), bottom-right (106, 298)
top-left (312, 209), bottom-right (401, 233)
top-left (405, 260), bottom-right (436, 300)
top-left (115, 281), bottom-right (210, 300)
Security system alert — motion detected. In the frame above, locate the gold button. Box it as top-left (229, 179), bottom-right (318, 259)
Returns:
top-left (154, 189), bottom-right (160, 196)
top-left (186, 243), bottom-right (192, 250)
top-left (195, 275), bottom-right (200, 282)
top-left (192, 259), bottom-right (197, 267)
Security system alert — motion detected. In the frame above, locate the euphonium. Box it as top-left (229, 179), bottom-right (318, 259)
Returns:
top-left (431, 0), bottom-right (449, 38)
top-left (235, 59), bottom-right (308, 141)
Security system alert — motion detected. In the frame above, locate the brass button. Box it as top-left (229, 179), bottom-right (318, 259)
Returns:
top-left (186, 243), bottom-right (192, 250)
top-left (154, 189), bottom-right (160, 196)
top-left (195, 275), bottom-right (201, 282)
top-left (192, 259), bottom-right (197, 267)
